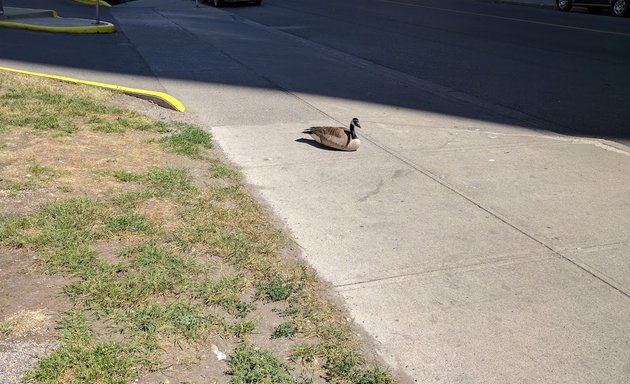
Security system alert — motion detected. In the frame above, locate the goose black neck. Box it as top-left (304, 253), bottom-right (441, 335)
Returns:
top-left (349, 124), bottom-right (357, 139)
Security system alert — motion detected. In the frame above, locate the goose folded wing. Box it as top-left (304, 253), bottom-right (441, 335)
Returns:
top-left (320, 126), bottom-right (347, 136)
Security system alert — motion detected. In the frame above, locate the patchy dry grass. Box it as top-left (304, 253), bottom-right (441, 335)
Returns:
top-left (0, 72), bottom-right (394, 384)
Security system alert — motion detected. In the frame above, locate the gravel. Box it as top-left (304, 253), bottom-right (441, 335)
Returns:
top-left (0, 339), bottom-right (58, 384)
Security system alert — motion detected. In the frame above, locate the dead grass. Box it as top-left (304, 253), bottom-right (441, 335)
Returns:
top-left (1, 310), bottom-right (52, 338)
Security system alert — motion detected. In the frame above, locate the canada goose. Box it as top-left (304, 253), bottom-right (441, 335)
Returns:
top-left (302, 118), bottom-right (361, 151)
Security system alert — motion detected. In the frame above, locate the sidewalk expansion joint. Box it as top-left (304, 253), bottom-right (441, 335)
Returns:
top-left (334, 252), bottom-right (551, 290)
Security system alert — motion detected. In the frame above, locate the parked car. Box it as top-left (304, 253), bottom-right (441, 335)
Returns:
top-left (212, 0), bottom-right (261, 6)
top-left (556, 0), bottom-right (629, 17)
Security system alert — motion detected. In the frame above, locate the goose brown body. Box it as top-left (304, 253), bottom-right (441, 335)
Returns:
top-left (302, 118), bottom-right (361, 151)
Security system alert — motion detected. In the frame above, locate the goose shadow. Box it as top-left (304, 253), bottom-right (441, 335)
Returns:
top-left (295, 138), bottom-right (344, 151)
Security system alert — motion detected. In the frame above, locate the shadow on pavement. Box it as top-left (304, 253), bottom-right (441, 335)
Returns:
top-left (1, 0), bottom-right (629, 144)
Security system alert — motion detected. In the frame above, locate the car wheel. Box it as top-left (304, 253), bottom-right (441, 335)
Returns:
top-left (556, 0), bottom-right (572, 11)
top-left (612, 0), bottom-right (629, 16)
top-left (213, 0), bottom-right (224, 7)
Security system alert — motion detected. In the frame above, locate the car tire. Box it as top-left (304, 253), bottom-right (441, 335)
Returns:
top-left (612, 0), bottom-right (629, 16)
top-left (213, 0), bottom-right (224, 7)
top-left (556, 0), bottom-right (572, 11)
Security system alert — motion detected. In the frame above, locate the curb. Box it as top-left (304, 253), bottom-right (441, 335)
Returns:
top-left (0, 8), bottom-right (58, 19)
top-left (0, 66), bottom-right (186, 112)
top-left (73, 0), bottom-right (113, 8)
top-left (0, 7), bottom-right (116, 34)
top-left (0, 19), bottom-right (116, 33)
top-left (498, 0), bottom-right (556, 8)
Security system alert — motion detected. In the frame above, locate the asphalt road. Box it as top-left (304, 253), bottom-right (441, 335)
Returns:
top-left (218, 0), bottom-right (630, 144)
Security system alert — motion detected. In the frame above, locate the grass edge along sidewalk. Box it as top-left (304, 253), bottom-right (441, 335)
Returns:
top-left (0, 72), bottom-right (394, 383)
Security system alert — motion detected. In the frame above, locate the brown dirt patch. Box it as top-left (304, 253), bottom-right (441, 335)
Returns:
top-left (137, 339), bottom-right (233, 384)
top-left (0, 248), bottom-right (69, 338)
top-left (0, 127), bottom-right (213, 217)
top-left (0, 247), bottom-right (69, 384)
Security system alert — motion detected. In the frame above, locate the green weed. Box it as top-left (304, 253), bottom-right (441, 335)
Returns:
top-left (257, 278), bottom-right (294, 302)
top-left (229, 343), bottom-right (294, 384)
top-left (325, 350), bottom-right (362, 380)
top-left (229, 318), bottom-right (257, 338)
top-left (0, 321), bottom-right (12, 335)
top-left (291, 344), bottom-right (319, 366)
top-left (296, 375), bottom-right (314, 384)
top-left (166, 301), bottom-right (215, 341)
top-left (271, 321), bottom-right (298, 339)
top-left (353, 367), bottom-right (395, 384)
